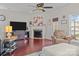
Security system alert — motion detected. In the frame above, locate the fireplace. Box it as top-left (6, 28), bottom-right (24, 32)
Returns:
top-left (34, 30), bottom-right (42, 38)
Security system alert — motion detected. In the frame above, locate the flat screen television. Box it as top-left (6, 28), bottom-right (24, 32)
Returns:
top-left (10, 21), bottom-right (27, 30)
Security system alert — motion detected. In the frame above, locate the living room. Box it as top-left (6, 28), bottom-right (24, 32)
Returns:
top-left (0, 3), bottom-right (79, 56)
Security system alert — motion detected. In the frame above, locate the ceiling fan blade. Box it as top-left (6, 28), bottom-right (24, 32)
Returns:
top-left (42, 9), bottom-right (45, 12)
top-left (44, 6), bottom-right (53, 8)
top-left (32, 8), bottom-right (45, 12)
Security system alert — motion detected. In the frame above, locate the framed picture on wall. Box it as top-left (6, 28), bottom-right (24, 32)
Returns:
top-left (52, 17), bottom-right (58, 22)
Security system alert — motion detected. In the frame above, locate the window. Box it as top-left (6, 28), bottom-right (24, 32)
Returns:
top-left (70, 15), bottom-right (79, 39)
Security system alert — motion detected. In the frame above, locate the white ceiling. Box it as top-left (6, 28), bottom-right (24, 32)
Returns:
top-left (0, 3), bottom-right (70, 13)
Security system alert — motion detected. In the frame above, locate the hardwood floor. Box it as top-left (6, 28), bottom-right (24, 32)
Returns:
top-left (11, 39), bottom-right (53, 56)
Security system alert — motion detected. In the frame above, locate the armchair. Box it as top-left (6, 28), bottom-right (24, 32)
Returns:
top-left (52, 30), bottom-right (75, 44)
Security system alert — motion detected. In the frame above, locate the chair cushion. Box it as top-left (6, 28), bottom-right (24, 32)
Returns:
top-left (54, 30), bottom-right (65, 39)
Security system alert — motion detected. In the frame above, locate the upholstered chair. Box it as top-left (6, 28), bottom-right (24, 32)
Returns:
top-left (52, 30), bottom-right (75, 44)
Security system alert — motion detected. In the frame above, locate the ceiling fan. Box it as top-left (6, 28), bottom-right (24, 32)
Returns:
top-left (33, 3), bottom-right (53, 12)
